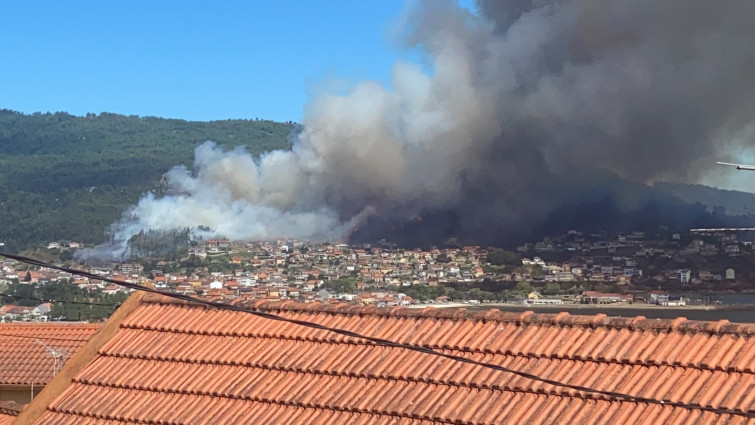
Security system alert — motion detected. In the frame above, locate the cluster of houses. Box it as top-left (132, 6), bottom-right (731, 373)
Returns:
top-left (519, 229), bottom-right (745, 256)
top-left (0, 303), bottom-right (51, 322)
top-left (0, 261), bottom-right (129, 322)
top-left (176, 232), bottom-right (742, 294)
top-left (518, 230), bottom-right (743, 285)
top-left (0, 228), bottom-right (745, 320)
top-left (521, 290), bottom-right (684, 306)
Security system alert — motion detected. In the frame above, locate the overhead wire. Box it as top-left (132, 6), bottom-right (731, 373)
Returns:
top-left (0, 251), bottom-right (752, 419)
top-left (0, 332), bottom-right (93, 343)
top-left (0, 293), bottom-right (123, 307)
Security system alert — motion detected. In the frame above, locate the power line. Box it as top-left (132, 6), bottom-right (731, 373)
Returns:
top-left (0, 251), bottom-right (752, 419)
top-left (0, 293), bottom-right (123, 307)
top-left (0, 332), bottom-right (93, 343)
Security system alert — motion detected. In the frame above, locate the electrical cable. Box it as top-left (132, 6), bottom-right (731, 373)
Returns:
top-left (0, 332), bottom-right (93, 343)
top-left (0, 251), bottom-right (752, 419)
top-left (0, 293), bottom-right (123, 307)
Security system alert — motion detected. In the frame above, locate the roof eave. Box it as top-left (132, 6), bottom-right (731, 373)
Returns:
top-left (11, 290), bottom-right (146, 425)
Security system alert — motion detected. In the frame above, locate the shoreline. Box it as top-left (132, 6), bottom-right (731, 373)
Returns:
top-left (411, 302), bottom-right (736, 311)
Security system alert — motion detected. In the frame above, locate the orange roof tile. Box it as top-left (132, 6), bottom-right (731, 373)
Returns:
top-left (22, 296), bottom-right (755, 425)
top-left (0, 323), bottom-right (100, 386)
top-left (0, 401), bottom-right (24, 425)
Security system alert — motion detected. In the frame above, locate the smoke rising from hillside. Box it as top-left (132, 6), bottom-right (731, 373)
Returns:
top-left (83, 0), bottom-right (755, 260)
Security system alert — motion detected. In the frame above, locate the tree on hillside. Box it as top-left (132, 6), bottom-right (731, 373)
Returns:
top-left (486, 249), bottom-right (522, 266)
top-left (0, 110), bottom-right (295, 252)
top-left (323, 277), bottom-right (357, 293)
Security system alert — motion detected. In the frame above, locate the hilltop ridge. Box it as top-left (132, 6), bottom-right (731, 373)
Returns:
top-left (0, 109), bottom-right (295, 252)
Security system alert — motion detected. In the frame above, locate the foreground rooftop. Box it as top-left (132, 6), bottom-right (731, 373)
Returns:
top-left (0, 401), bottom-right (23, 425)
top-left (0, 323), bottom-right (100, 387)
top-left (14, 294), bottom-right (755, 425)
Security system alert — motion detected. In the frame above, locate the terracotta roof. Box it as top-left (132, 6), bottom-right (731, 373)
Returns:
top-left (0, 412), bottom-right (15, 425)
top-left (23, 295), bottom-right (755, 425)
top-left (0, 323), bottom-right (101, 385)
top-left (0, 401), bottom-right (24, 425)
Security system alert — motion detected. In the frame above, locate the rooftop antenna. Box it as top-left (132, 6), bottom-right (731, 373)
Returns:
top-left (35, 339), bottom-right (68, 376)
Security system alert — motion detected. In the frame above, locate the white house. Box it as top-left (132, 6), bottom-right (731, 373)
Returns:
top-left (726, 268), bottom-right (735, 280)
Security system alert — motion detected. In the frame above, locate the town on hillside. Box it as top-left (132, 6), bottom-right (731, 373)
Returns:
top-left (2, 229), bottom-right (754, 322)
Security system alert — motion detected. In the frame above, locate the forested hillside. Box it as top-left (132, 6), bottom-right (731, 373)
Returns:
top-left (0, 109), bottom-right (295, 252)
top-left (654, 181), bottom-right (755, 216)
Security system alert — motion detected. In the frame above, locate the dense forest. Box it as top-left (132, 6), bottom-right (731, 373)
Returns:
top-left (0, 109), bottom-right (295, 253)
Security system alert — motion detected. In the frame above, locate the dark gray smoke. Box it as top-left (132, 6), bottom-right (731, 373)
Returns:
top-left (85, 0), bottom-right (755, 259)
top-left (471, 0), bottom-right (755, 183)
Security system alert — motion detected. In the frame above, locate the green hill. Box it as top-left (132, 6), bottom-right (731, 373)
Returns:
top-left (0, 109), bottom-right (295, 252)
top-left (653, 181), bottom-right (755, 216)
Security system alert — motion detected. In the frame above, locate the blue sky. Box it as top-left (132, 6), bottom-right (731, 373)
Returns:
top-left (0, 1), bottom-right (474, 123)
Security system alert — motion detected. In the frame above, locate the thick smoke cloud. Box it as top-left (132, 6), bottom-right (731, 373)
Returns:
top-left (83, 0), bottom-right (755, 260)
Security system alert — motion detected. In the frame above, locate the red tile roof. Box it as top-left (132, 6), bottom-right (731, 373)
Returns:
top-left (23, 296), bottom-right (755, 425)
top-left (0, 401), bottom-right (24, 425)
top-left (0, 323), bottom-right (101, 386)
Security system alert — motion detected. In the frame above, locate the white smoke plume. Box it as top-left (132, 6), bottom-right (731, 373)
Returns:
top-left (82, 0), bottom-right (755, 260)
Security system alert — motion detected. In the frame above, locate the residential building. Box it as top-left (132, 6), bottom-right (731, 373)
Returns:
top-left (678, 269), bottom-right (691, 283)
top-left (726, 268), bottom-right (736, 280)
top-left (0, 323), bottom-right (100, 404)
top-left (582, 291), bottom-right (633, 304)
top-left (648, 291), bottom-right (670, 305)
top-left (12, 293), bottom-right (755, 425)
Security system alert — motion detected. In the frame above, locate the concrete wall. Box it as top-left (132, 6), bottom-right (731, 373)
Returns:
top-left (0, 385), bottom-right (41, 405)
